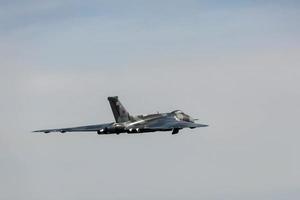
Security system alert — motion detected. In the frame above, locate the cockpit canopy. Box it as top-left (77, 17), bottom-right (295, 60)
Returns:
top-left (172, 110), bottom-right (183, 114)
top-left (171, 110), bottom-right (194, 122)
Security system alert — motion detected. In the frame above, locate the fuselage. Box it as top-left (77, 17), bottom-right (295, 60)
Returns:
top-left (99, 110), bottom-right (195, 134)
top-left (34, 96), bottom-right (208, 135)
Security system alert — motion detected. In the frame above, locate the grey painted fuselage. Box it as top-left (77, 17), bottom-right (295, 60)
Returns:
top-left (34, 96), bottom-right (208, 135)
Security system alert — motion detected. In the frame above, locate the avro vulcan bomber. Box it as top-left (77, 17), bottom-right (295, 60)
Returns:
top-left (34, 96), bottom-right (208, 135)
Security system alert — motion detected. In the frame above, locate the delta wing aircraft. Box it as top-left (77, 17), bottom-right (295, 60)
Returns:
top-left (34, 96), bottom-right (208, 135)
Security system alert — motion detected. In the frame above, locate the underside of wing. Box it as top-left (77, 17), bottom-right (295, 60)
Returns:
top-left (144, 116), bottom-right (208, 131)
top-left (33, 123), bottom-right (112, 133)
top-left (145, 122), bottom-right (208, 131)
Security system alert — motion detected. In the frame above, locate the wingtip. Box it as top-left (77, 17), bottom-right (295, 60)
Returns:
top-left (32, 130), bottom-right (49, 133)
top-left (199, 124), bottom-right (209, 127)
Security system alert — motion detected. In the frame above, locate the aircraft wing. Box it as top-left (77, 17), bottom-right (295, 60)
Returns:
top-left (33, 123), bottom-right (112, 133)
top-left (145, 121), bottom-right (208, 130)
top-left (143, 116), bottom-right (208, 130)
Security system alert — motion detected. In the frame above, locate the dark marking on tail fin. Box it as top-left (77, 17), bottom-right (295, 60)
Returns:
top-left (108, 96), bottom-right (131, 123)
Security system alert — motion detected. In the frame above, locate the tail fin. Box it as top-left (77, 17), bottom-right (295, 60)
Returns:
top-left (107, 96), bottom-right (131, 123)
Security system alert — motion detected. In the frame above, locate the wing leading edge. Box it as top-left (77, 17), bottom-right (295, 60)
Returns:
top-left (33, 123), bottom-right (112, 133)
top-left (145, 121), bottom-right (208, 130)
top-left (143, 116), bottom-right (208, 131)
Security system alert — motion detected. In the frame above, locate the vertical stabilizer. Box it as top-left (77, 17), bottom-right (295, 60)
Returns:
top-left (107, 96), bottom-right (131, 123)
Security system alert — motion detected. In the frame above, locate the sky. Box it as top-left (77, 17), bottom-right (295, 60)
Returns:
top-left (0, 1), bottom-right (300, 199)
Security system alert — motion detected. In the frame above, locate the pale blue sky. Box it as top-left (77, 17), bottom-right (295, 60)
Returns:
top-left (0, 1), bottom-right (300, 200)
top-left (1, 0), bottom-right (299, 70)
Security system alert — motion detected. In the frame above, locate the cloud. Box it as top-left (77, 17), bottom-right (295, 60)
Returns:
top-left (0, 1), bottom-right (299, 199)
